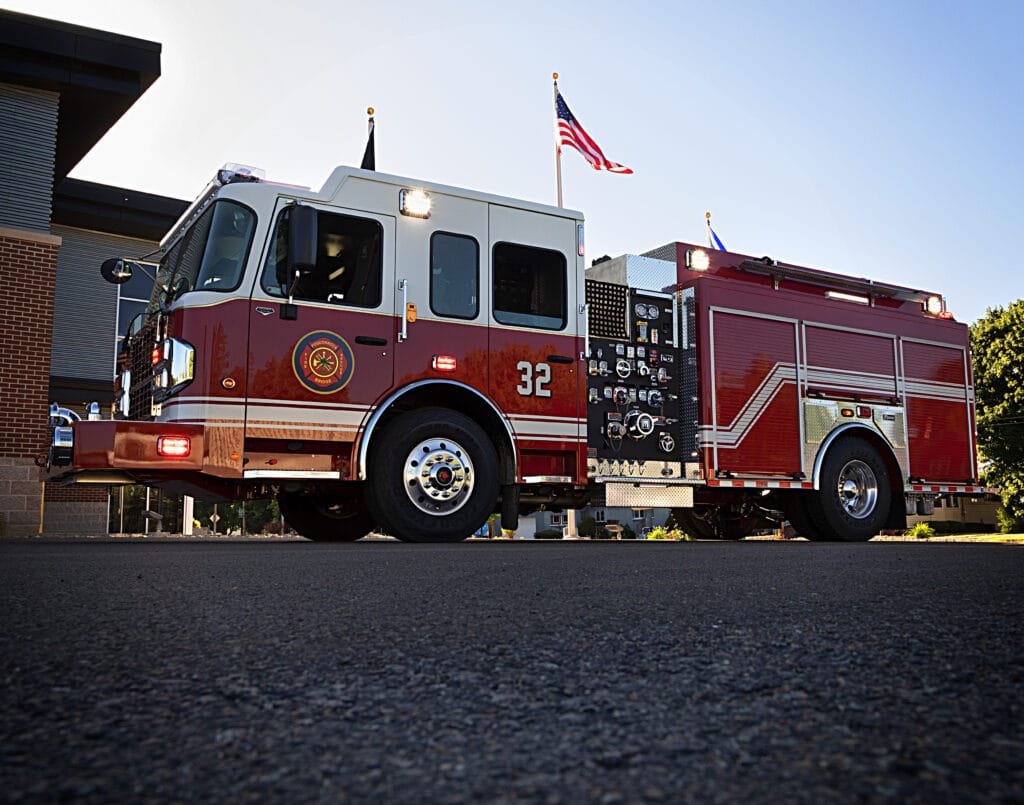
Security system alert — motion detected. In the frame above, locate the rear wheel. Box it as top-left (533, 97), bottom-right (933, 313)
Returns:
top-left (278, 490), bottom-right (373, 542)
top-left (782, 494), bottom-right (825, 541)
top-left (366, 407), bottom-right (499, 543)
top-left (805, 436), bottom-right (891, 542)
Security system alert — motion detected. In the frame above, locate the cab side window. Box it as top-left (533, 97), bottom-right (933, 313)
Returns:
top-left (430, 232), bottom-right (479, 319)
top-left (492, 242), bottom-right (566, 330)
top-left (263, 207), bottom-right (383, 307)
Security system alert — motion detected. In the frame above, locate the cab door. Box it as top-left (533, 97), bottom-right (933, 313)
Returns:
top-left (486, 204), bottom-right (582, 481)
top-left (245, 199), bottom-right (396, 462)
top-left (390, 193), bottom-right (489, 394)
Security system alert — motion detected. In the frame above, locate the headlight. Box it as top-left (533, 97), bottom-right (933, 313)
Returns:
top-left (152, 338), bottom-right (195, 402)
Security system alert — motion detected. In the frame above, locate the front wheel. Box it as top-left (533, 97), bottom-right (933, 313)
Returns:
top-left (366, 408), bottom-right (499, 543)
top-left (805, 437), bottom-right (892, 542)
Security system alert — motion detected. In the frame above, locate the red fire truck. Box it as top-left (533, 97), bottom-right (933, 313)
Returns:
top-left (45, 164), bottom-right (986, 542)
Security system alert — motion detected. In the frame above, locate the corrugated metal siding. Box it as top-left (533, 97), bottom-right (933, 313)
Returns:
top-left (50, 226), bottom-right (158, 381)
top-left (0, 82), bottom-right (59, 233)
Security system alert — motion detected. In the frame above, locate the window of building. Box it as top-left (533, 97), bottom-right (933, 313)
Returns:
top-left (262, 207), bottom-right (382, 307)
top-left (550, 512), bottom-right (568, 526)
top-left (492, 242), bottom-right (566, 329)
top-left (430, 232), bottom-right (479, 319)
top-left (593, 509), bottom-right (606, 524)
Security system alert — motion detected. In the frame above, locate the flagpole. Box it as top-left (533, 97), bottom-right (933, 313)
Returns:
top-left (361, 106), bottom-right (375, 171)
top-left (553, 72), bottom-right (563, 207)
top-left (706, 211), bottom-right (712, 249)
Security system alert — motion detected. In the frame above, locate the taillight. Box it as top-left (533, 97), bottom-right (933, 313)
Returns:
top-left (157, 436), bottom-right (191, 457)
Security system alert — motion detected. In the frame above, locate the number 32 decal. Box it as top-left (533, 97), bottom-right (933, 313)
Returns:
top-left (516, 361), bottom-right (552, 398)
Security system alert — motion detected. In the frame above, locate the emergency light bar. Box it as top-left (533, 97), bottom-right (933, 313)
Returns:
top-left (217, 163), bottom-right (265, 185)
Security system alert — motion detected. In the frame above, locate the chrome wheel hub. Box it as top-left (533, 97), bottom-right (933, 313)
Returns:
top-left (837, 459), bottom-right (878, 519)
top-left (403, 437), bottom-right (474, 516)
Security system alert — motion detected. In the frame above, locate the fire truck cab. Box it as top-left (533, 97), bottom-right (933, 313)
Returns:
top-left (49, 164), bottom-right (590, 541)
top-left (45, 164), bottom-right (986, 542)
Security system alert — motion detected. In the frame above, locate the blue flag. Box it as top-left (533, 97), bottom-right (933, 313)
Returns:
top-left (706, 215), bottom-right (725, 251)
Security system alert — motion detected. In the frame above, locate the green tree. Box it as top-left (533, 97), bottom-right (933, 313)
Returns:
top-left (970, 301), bottom-right (1024, 532)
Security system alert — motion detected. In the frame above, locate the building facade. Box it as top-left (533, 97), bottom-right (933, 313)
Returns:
top-left (0, 11), bottom-right (185, 536)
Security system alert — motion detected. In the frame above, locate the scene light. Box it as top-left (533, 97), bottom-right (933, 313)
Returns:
top-left (400, 188), bottom-right (432, 218)
top-left (157, 435), bottom-right (191, 457)
top-left (687, 249), bottom-right (710, 271)
top-left (926, 295), bottom-right (943, 315)
top-left (826, 291), bottom-right (870, 305)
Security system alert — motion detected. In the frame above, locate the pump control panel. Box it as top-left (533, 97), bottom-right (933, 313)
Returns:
top-left (585, 280), bottom-right (684, 471)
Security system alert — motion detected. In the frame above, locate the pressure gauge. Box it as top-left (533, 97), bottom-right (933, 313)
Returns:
top-left (646, 304), bottom-right (660, 320)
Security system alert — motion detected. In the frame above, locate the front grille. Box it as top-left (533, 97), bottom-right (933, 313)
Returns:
top-left (127, 317), bottom-right (159, 420)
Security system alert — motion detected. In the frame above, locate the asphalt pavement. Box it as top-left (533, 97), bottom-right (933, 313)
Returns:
top-left (1, 539), bottom-right (1022, 802)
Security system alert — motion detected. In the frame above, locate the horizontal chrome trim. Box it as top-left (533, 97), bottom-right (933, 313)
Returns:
top-left (522, 475), bottom-right (573, 483)
top-left (242, 470), bottom-right (341, 480)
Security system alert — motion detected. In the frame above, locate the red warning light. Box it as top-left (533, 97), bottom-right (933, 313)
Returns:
top-left (157, 436), bottom-right (190, 457)
top-left (432, 355), bottom-right (457, 372)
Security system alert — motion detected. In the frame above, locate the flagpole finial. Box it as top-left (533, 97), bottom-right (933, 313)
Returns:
top-left (552, 72), bottom-right (558, 81)
top-left (367, 107), bottom-right (374, 116)
top-left (706, 211), bottom-right (711, 220)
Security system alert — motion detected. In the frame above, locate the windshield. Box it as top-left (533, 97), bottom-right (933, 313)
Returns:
top-left (147, 200), bottom-right (256, 314)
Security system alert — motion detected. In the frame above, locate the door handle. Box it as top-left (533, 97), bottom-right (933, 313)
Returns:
top-left (547, 354), bottom-right (574, 364)
top-left (355, 336), bottom-right (388, 346)
top-left (398, 279), bottom-right (409, 342)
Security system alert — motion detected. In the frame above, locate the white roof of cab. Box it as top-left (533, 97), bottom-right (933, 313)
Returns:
top-left (317, 166), bottom-right (584, 221)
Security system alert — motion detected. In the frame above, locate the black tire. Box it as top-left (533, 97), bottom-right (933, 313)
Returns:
top-left (278, 490), bottom-right (373, 542)
top-left (782, 494), bottom-right (826, 541)
top-left (366, 407), bottom-right (499, 543)
top-left (804, 436), bottom-right (892, 542)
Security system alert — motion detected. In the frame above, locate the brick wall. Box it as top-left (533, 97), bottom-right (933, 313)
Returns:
top-left (43, 484), bottom-right (108, 534)
top-left (0, 227), bottom-right (60, 537)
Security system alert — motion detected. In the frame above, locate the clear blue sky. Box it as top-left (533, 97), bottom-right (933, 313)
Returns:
top-left (8, 0), bottom-right (1023, 324)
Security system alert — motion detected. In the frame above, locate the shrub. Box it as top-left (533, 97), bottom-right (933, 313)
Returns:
top-left (578, 516), bottom-right (597, 537)
top-left (621, 524), bottom-right (636, 540)
top-left (997, 507), bottom-right (1024, 535)
top-left (646, 526), bottom-right (684, 541)
top-left (534, 529), bottom-right (563, 540)
top-left (905, 522), bottom-right (936, 540)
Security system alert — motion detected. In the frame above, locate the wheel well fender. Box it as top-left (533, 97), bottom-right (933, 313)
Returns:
top-left (812, 424), bottom-right (903, 497)
top-left (357, 380), bottom-right (516, 484)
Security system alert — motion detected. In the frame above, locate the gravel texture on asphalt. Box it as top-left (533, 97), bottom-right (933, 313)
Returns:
top-left (1, 540), bottom-right (1021, 802)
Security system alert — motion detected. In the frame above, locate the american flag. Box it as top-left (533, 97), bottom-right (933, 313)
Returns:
top-left (555, 90), bottom-right (632, 174)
